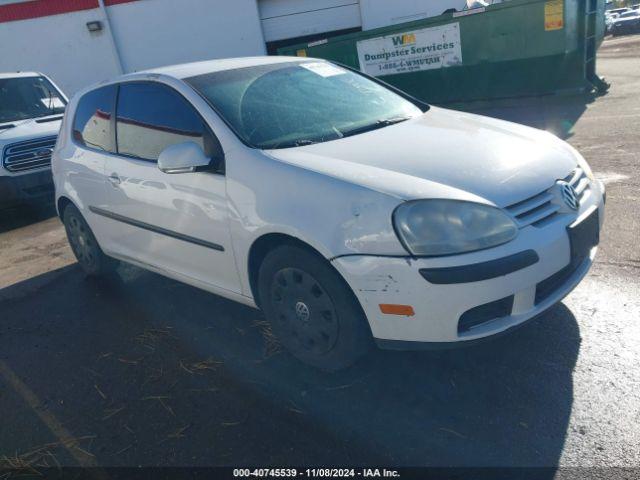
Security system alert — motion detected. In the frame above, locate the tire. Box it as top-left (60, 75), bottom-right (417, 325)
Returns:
top-left (63, 204), bottom-right (118, 276)
top-left (258, 245), bottom-right (372, 371)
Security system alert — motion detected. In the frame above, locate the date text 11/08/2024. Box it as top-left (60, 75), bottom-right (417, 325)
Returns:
top-left (233, 468), bottom-right (400, 478)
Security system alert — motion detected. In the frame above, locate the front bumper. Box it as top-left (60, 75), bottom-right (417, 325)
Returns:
top-left (0, 169), bottom-right (54, 209)
top-left (612, 23), bottom-right (640, 34)
top-left (332, 181), bottom-right (605, 346)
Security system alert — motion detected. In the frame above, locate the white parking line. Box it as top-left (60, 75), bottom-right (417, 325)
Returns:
top-left (0, 360), bottom-right (107, 476)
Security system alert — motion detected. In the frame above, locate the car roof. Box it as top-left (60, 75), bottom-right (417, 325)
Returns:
top-left (0, 71), bottom-right (43, 80)
top-left (139, 56), bottom-right (308, 80)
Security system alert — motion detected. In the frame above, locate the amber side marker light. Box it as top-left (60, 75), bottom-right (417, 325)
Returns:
top-left (379, 304), bottom-right (415, 316)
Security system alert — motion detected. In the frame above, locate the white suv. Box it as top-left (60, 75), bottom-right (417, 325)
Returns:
top-left (53, 57), bottom-right (604, 370)
top-left (1, 72), bottom-right (67, 209)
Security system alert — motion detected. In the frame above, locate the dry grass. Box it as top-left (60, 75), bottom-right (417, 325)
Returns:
top-left (142, 395), bottom-right (175, 417)
top-left (0, 436), bottom-right (95, 474)
top-left (179, 358), bottom-right (222, 375)
top-left (220, 421), bottom-right (241, 427)
top-left (323, 384), bottom-right (354, 392)
top-left (113, 444), bottom-right (133, 456)
top-left (438, 427), bottom-right (467, 439)
top-left (167, 424), bottom-right (190, 440)
top-left (140, 366), bottom-right (165, 388)
top-left (135, 327), bottom-right (175, 352)
top-left (117, 357), bottom-right (141, 366)
top-left (287, 400), bottom-right (306, 415)
top-left (102, 406), bottom-right (125, 421)
top-left (94, 384), bottom-right (107, 400)
top-left (252, 319), bottom-right (282, 358)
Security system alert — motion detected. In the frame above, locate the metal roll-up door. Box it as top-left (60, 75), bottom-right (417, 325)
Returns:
top-left (259, 0), bottom-right (362, 42)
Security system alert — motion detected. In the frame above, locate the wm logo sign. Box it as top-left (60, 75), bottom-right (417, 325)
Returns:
top-left (392, 33), bottom-right (416, 46)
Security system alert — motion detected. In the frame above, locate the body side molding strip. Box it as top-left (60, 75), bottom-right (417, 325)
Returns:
top-left (88, 206), bottom-right (224, 252)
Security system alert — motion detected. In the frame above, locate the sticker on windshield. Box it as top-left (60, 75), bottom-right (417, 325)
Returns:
top-left (39, 97), bottom-right (65, 109)
top-left (300, 62), bottom-right (346, 77)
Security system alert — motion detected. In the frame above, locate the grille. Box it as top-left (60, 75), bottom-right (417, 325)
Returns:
top-left (505, 168), bottom-right (590, 228)
top-left (2, 136), bottom-right (57, 173)
top-left (505, 190), bottom-right (559, 228)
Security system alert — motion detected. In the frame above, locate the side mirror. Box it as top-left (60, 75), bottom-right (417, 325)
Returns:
top-left (157, 142), bottom-right (211, 174)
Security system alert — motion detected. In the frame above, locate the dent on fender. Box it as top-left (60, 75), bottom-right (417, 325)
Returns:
top-left (339, 199), bottom-right (401, 255)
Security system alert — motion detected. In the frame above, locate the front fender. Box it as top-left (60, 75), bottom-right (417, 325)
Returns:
top-left (226, 149), bottom-right (407, 296)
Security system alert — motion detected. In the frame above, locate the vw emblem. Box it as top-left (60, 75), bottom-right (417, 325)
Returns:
top-left (558, 181), bottom-right (579, 210)
top-left (295, 301), bottom-right (310, 322)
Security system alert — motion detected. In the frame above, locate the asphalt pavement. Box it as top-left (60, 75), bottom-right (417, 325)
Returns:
top-left (0, 36), bottom-right (638, 474)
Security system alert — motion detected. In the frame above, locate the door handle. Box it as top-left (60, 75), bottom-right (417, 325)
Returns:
top-left (108, 173), bottom-right (121, 186)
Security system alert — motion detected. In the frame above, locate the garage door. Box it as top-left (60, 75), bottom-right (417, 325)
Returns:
top-left (258, 0), bottom-right (362, 42)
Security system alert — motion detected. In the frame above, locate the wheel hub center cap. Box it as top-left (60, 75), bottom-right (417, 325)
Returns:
top-left (295, 301), bottom-right (310, 323)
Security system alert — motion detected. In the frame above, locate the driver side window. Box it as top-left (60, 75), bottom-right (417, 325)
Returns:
top-left (115, 82), bottom-right (222, 170)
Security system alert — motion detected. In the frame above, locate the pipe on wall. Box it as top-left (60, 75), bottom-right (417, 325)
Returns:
top-left (97, 0), bottom-right (124, 74)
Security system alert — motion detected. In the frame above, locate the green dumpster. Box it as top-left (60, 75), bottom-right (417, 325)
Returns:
top-left (277, 0), bottom-right (607, 105)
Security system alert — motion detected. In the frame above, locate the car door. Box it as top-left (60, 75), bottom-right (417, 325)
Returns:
top-left (96, 81), bottom-right (241, 294)
top-left (66, 84), bottom-right (118, 242)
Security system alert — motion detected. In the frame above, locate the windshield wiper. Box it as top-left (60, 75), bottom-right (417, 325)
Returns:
top-left (277, 139), bottom-right (317, 148)
top-left (35, 115), bottom-right (64, 124)
top-left (265, 138), bottom-right (321, 149)
top-left (293, 139), bottom-right (317, 146)
top-left (45, 87), bottom-right (55, 113)
top-left (340, 116), bottom-right (412, 138)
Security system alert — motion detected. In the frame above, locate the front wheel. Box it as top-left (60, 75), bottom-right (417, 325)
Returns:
top-left (258, 245), bottom-right (372, 371)
top-left (63, 204), bottom-right (118, 276)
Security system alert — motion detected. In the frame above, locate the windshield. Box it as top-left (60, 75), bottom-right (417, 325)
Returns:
top-left (186, 61), bottom-right (424, 149)
top-left (0, 76), bottom-right (66, 124)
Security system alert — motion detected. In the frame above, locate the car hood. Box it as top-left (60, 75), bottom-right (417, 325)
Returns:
top-left (0, 117), bottom-right (62, 144)
top-left (265, 107), bottom-right (578, 208)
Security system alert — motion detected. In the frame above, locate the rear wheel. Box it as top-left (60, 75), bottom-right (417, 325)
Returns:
top-left (63, 204), bottom-right (117, 276)
top-left (258, 245), bottom-right (372, 371)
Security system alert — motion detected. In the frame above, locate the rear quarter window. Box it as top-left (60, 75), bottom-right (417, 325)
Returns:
top-left (72, 85), bottom-right (116, 152)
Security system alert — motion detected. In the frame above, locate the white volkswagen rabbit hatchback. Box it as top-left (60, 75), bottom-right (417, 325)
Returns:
top-left (53, 57), bottom-right (604, 370)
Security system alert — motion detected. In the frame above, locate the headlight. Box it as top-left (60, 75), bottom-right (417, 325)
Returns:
top-left (393, 200), bottom-right (518, 256)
